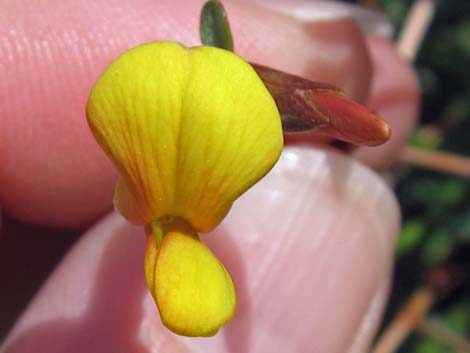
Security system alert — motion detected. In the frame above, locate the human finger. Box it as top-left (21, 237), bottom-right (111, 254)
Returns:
top-left (2, 146), bottom-right (399, 353)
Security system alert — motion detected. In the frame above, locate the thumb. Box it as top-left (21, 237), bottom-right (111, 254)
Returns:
top-left (2, 147), bottom-right (399, 353)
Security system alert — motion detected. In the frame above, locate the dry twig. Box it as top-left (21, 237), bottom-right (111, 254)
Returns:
top-left (371, 288), bottom-right (435, 353)
top-left (417, 319), bottom-right (470, 352)
top-left (397, 0), bottom-right (437, 61)
top-left (399, 146), bottom-right (470, 178)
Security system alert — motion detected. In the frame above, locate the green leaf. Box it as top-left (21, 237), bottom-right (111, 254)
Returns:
top-left (422, 229), bottom-right (453, 267)
top-left (396, 220), bottom-right (425, 256)
top-left (408, 127), bottom-right (441, 150)
top-left (200, 0), bottom-right (234, 51)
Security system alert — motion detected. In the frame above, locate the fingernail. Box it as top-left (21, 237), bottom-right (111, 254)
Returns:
top-left (252, 0), bottom-right (393, 37)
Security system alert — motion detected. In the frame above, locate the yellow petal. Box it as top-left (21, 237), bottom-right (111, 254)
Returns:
top-left (144, 229), bottom-right (158, 296)
top-left (87, 42), bottom-right (283, 231)
top-left (145, 220), bottom-right (236, 337)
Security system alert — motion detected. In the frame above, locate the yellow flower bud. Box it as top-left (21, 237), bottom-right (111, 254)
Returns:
top-left (86, 41), bottom-right (283, 336)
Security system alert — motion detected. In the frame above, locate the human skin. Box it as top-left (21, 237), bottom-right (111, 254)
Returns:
top-left (0, 0), bottom-right (419, 352)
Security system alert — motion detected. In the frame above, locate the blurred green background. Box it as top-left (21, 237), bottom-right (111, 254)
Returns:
top-left (345, 0), bottom-right (469, 351)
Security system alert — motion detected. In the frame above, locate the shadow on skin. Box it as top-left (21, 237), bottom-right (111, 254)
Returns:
top-left (205, 227), bottom-right (250, 353)
top-left (3, 220), bottom-right (252, 353)
top-left (0, 215), bottom-right (81, 337)
top-left (3, 227), bottom-right (150, 353)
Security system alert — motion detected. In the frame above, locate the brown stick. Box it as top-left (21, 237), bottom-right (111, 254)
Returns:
top-left (417, 319), bottom-right (470, 352)
top-left (399, 146), bottom-right (470, 178)
top-left (371, 288), bottom-right (435, 353)
top-left (397, 0), bottom-right (438, 61)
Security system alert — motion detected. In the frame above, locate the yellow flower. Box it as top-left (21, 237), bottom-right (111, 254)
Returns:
top-left (86, 42), bottom-right (283, 336)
